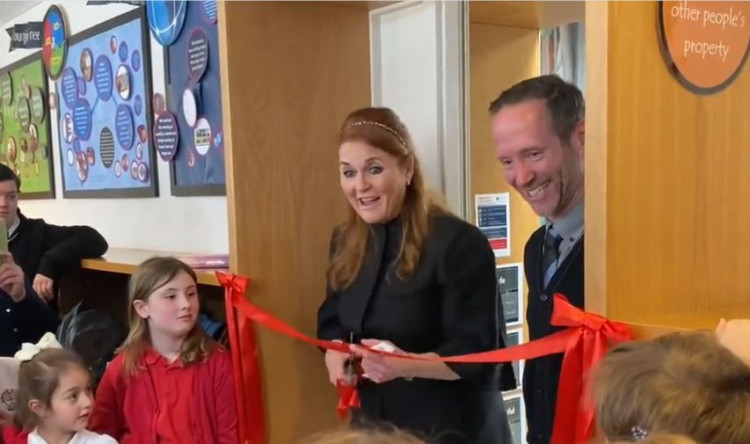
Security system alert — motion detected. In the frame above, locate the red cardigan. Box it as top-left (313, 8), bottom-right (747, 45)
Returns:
top-left (89, 348), bottom-right (239, 444)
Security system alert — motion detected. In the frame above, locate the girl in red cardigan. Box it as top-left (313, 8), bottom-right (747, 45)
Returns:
top-left (89, 257), bottom-right (239, 444)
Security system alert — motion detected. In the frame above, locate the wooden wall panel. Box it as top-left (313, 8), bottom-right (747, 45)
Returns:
top-left (587, 1), bottom-right (750, 330)
top-left (219, 3), bottom-right (370, 442)
top-left (469, 22), bottom-right (540, 268)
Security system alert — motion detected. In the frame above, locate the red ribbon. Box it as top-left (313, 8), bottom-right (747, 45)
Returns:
top-left (217, 272), bottom-right (632, 444)
top-left (335, 379), bottom-right (361, 419)
top-left (217, 273), bottom-right (266, 444)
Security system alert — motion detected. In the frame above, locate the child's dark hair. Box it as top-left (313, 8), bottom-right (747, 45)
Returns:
top-left (15, 348), bottom-right (88, 429)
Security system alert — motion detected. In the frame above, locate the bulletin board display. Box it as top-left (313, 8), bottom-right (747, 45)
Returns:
top-left (163, 0), bottom-right (225, 196)
top-left (56, 8), bottom-right (157, 198)
top-left (0, 55), bottom-right (54, 199)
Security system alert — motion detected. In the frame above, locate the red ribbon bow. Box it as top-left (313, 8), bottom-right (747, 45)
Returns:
top-left (216, 272), bottom-right (632, 444)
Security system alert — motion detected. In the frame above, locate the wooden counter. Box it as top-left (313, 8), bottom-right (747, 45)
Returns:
top-left (80, 248), bottom-right (228, 286)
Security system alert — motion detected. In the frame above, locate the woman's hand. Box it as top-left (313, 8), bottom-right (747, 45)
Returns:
top-left (351, 339), bottom-right (411, 384)
top-left (324, 349), bottom-right (349, 386)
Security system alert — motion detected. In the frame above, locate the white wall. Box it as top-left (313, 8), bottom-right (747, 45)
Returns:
top-left (0, 0), bottom-right (228, 253)
top-left (370, 1), bottom-right (468, 217)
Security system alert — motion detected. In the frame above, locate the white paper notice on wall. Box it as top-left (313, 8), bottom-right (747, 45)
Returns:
top-left (475, 193), bottom-right (511, 257)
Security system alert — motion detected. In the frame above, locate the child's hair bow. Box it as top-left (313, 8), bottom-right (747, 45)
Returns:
top-left (14, 332), bottom-right (62, 362)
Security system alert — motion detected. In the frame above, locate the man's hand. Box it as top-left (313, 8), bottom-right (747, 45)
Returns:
top-left (33, 274), bottom-right (55, 302)
top-left (0, 255), bottom-right (25, 302)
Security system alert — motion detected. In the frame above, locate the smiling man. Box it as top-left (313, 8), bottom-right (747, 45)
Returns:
top-left (489, 75), bottom-right (585, 444)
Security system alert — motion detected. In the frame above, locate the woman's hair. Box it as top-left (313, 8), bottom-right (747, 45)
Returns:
top-left (15, 348), bottom-right (87, 430)
top-left (120, 256), bottom-right (216, 375)
top-left (300, 428), bottom-right (428, 444)
top-left (328, 107), bottom-right (442, 290)
top-left (591, 332), bottom-right (750, 444)
top-left (609, 433), bottom-right (698, 444)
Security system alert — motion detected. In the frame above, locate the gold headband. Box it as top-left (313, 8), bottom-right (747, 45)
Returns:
top-left (343, 121), bottom-right (408, 151)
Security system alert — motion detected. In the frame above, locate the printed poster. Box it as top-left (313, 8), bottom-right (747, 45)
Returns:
top-left (496, 263), bottom-right (524, 327)
top-left (504, 394), bottom-right (526, 444)
top-left (475, 193), bottom-right (510, 257)
top-left (504, 327), bottom-right (524, 392)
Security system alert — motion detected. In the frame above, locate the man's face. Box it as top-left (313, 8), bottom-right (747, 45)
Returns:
top-left (491, 99), bottom-right (584, 221)
top-left (0, 180), bottom-right (19, 226)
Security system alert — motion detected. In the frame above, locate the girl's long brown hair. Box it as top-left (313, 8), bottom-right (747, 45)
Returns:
top-left (327, 107), bottom-right (442, 291)
top-left (120, 256), bottom-right (216, 375)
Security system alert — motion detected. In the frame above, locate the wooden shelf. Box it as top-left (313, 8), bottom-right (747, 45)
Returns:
top-left (615, 304), bottom-right (750, 340)
top-left (80, 248), bottom-right (228, 287)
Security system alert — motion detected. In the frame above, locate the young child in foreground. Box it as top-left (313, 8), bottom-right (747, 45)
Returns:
top-left (609, 434), bottom-right (697, 444)
top-left (591, 331), bottom-right (750, 443)
top-left (300, 428), bottom-right (428, 444)
top-left (6, 333), bottom-right (116, 444)
top-left (88, 256), bottom-right (239, 443)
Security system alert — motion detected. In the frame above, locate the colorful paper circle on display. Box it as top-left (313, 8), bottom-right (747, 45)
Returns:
top-left (6, 137), bottom-right (16, 162)
top-left (187, 150), bottom-right (195, 168)
top-left (76, 152), bottom-right (88, 182)
top-left (0, 72), bottom-right (11, 106)
top-left (136, 142), bottom-right (143, 160)
top-left (62, 113), bottom-right (74, 143)
top-left (80, 49), bottom-right (93, 81)
top-left (137, 124), bottom-right (147, 143)
top-left (187, 28), bottom-right (209, 82)
top-left (109, 36), bottom-right (117, 54)
top-left (121, 153), bottom-right (130, 172)
top-left (658, 1), bottom-right (750, 94)
top-left (147, 0), bottom-right (188, 47)
top-left (193, 118), bottom-right (211, 155)
top-left (49, 92), bottom-right (58, 110)
top-left (99, 127), bottom-right (115, 168)
top-left (16, 98), bottom-right (31, 131)
top-left (118, 41), bottom-right (129, 63)
top-left (72, 98), bottom-right (92, 141)
top-left (86, 146), bottom-right (95, 166)
top-left (138, 162), bottom-right (149, 183)
top-left (131, 50), bottom-right (141, 72)
top-left (154, 112), bottom-right (179, 161)
top-left (202, 0), bottom-right (218, 24)
top-left (134, 95), bottom-right (143, 116)
top-left (115, 105), bottom-right (134, 150)
top-left (182, 88), bottom-right (197, 127)
top-left (61, 67), bottom-right (78, 108)
top-left (30, 88), bottom-right (45, 123)
top-left (29, 124), bottom-right (37, 142)
top-left (116, 65), bottom-right (132, 100)
top-left (19, 139), bottom-right (28, 154)
top-left (152, 93), bottom-right (165, 114)
top-left (114, 160), bottom-right (122, 177)
top-left (67, 148), bottom-right (74, 166)
top-left (94, 55), bottom-right (113, 101)
top-left (130, 160), bottom-right (139, 179)
top-left (43, 5), bottom-right (67, 80)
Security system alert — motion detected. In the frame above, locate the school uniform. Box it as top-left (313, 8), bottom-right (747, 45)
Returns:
top-left (318, 211), bottom-right (516, 444)
top-left (89, 347), bottom-right (239, 444)
top-left (522, 201), bottom-right (584, 444)
top-left (27, 430), bottom-right (117, 444)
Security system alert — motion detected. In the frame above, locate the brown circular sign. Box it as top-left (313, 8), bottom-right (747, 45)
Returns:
top-left (658, 1), bottom-right (750, 94)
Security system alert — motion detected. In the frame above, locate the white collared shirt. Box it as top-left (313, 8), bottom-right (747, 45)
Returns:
top-left (28, 430), bottom-right (117, 444)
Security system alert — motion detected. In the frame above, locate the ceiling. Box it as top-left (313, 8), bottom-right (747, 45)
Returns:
top-left (0, 1), bottom-right (44, 26)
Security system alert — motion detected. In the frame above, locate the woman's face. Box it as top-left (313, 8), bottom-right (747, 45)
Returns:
top-left (338, 140), bottom-right (412, 224)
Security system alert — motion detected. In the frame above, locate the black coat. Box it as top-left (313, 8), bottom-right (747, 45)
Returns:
top-left (522, 227), bottom-right (584, 444)
top-left (318, 211), bottom-right (515, 444)
top-left (9, 211), bottom-right (108, 281)
top-left (0, 283), bottom-right (60, 356)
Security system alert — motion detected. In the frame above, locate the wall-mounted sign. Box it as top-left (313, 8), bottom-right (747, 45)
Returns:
top-left (658, 1), bottom-right (750, 94)
top-left (5, 22), bottom-right (43, 52)
top-left (42, 5), bottom-right (68, 81)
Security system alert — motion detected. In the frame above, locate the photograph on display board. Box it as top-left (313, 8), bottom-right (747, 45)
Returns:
top-left (496, 263), bottom-right (524, 327)
top-left (161, 0), bottom-right (225, 196)
top-left (0, 54), bottom-right (54, 199)
top-left (56, 8), bottom-right (157, 198)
